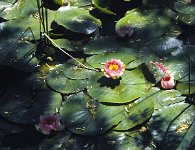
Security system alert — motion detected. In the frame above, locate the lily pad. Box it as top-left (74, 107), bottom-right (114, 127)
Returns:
top-left (87, 69), bottom-right (151, 103)
top-left (86, 48), bottom-right (138, 69)
top-left (176, 81), bottom-right (195, 95)
top-left (146, 37), bottom-right (184, 57)
top-left (39, 130), bottom-right (96, 149)
top-left (83, 36), bottom-right (126, 54)
top-left (46, 64), bottom-right (87, 94)
top-left (60, 92), bottom-right (153, 135)
top-left (53, 39), bottom-right (84, 52)
top-left (0, 78), bottom-right (62, 124)
top-left (62, 59), bottom-right (96, 80)
top-left (1, 0), bottom-right (38, 20)
top-left (174, 2), bottom-right (195, 15)
top-left (60, 92), bottom-right (113, 135)
top-left (115, 9), bottom-right (170, 41)
top-left (51, 7), bottom-right (101, 34)
top-left (148, 102), bottom-right (195, 149)
top-left (97, 130), bottom-right (152, 150)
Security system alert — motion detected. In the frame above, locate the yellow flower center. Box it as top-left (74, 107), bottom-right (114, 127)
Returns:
top-left (109, 64), bottom-right (119, 70)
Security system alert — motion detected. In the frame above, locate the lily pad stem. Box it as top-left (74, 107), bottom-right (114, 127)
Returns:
top-left (43, 33), bottom-right (100, 72)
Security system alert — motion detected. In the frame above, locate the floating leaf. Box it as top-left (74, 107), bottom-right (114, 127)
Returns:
top-left (1, 0), bottom-right (38, 20)
top-left (51, 7), bottom-right (101, 34)
top-left (87, 69), bottom-right (150, 103)
top-left (83, 36), bottom-right (126, 55)
top-left (60, 92), bottom-right (153, 135)
top-left (97, 130), bottom-right (152, 150)
top-left (46, 64), bottom-right (87, 94)
top-left (0, 78), bottom-right (62, 124)
top-left (148, 102), bottom-right (194, 149)
top-left (86, 48), bottom-right (138, 69)
top-left (39, 131), bottom-right (96, 149)
top-left (53, 39), bottom-right (84, 52)
top-left (116, 9), bottom-right (170, 41)
top-left (62, 59), bottom-right (96, 80)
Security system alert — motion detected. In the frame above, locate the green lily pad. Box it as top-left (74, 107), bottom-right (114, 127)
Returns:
top-left (92, 0), bottom-right (116, 15)
top-left (39, 130), bottom-right (96, 149)
top-left (83, 36), bottom-right (126, 55)
top-left (86, 48), bottom-right (138, 69)
top-left (174, 2), bottom-right (195, 15)
top-left (60, 92), bottom-right (153, 135)
top-left (176, 118), bottom-right (195, 150)
top-left (146, 37), bottom-right (184, 57)
top-left (0, 1), bottom-right (12, 13)
top-left (115, 9), bottom-right (170, 41)
top-left (177, 13), bottom-right (195, 25)
top-left (1, 0), bottom-right (38, 20)
top-left (148, 102), bottom-right (195, 149)
top-left (176, 81), bottom-right (195, 95)
top-left (98, 130), bottom-right (152, 150)
top-left (113, 97), bottom-right (154, 130)
top-left (0, 78), bottom-right (62, 124)
top-left (60, 92), bottom-right (113, 135)
top-left (46, 64), bottom-right (87, 94)
top-left (62, 59), bottom-right (96, 80)
top-left (51, 7), bottom-right (101, 34)
top-left (70, 0), bottom-right (92, 7)
top-left (53, 39), bottom-right (84, 52)
top-left (156, 90), bottom-right (186, 108)
top-left (87, 69), bottom-right (151, 103)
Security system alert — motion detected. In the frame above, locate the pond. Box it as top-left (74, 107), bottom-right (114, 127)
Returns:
top-left (0, 0), bottom-right (195, 149)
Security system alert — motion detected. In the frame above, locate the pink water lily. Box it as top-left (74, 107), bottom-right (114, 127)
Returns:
top-left (35, 114), bottom-right (64, 135)
top-left (104, 59), bottom-right (125, 79)
top-left (161, 74), bottom-right (175, 89)
top-left (115, 26), bottom-right (134, 38)
top-left (150, 61), bottom-right (176, 89)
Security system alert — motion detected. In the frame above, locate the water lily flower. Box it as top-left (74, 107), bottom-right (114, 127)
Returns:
top-left (35, 114), bottom-right (64, 135)
top-left (104, 59), bottom-right (125, 79)
top-left (150, 61), bottom-right (176, 89)
top-left (161, 74), bottom-right (175, 89)
top-left (115, 26), bottom-right (134, 38)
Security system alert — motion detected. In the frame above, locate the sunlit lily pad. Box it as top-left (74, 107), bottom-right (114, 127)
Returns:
top-left (46, 64), bottom-right (87, 94)
top-left (51, 7), bottom-right (101, 34)
top-left (176, 81), bottom-right (195, 95)
top-left (1, 0), bottom-right (38, 20)
top-left (86, 48), bottom-right (138, 69)
top-left (62, 59), bottom-right (96, 80)
top-left (87, 69), bottom-right (150, 103)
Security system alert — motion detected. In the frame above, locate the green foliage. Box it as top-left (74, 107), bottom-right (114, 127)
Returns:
top-left (0, 0), bottom-right (195, 149)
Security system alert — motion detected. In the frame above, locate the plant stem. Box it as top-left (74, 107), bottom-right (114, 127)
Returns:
top-left (43, 33), bottom-right (100, 72)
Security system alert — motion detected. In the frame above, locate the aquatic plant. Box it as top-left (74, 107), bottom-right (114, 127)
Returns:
top-left (0, 0), bottom-right (194, 149)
